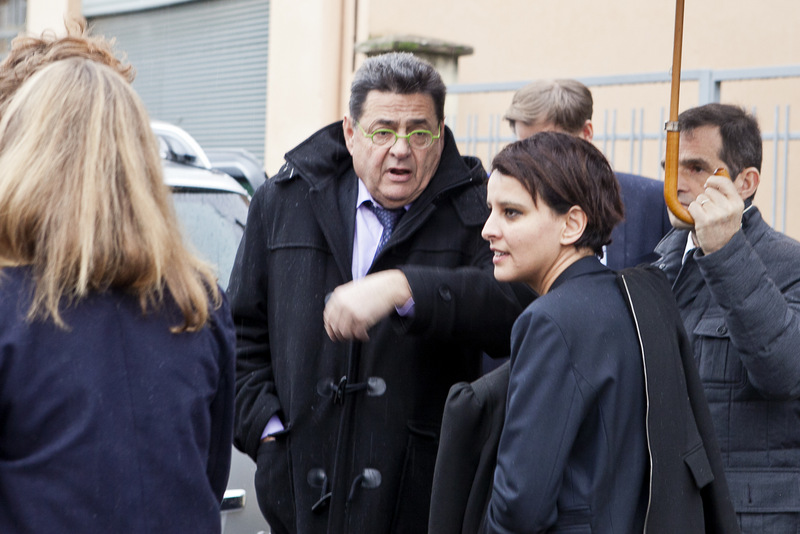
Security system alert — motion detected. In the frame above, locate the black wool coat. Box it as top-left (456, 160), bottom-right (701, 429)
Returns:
top-left (228, 122), bottom-right (528, 534)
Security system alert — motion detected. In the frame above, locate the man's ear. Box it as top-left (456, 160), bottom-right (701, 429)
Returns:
top-left (561, 206), bottom-right (587, 246)
top-left (579, 120), bottom-right (594, 141)
top-left (343, 116), bottom-right (356, 155)
top-left (735, 167), bottom-right (760, 200)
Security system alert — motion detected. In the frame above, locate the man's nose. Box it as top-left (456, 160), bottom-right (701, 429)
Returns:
top-left (389, 136), bottom-right (412, 157)
top-left (675, 169), bottom-right (690, 192)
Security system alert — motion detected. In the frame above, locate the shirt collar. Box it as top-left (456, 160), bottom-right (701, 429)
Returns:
top-left (683, 233), bottom-right (695, 263)
top-left (356, 178), bottom-right (373, 209)
top-left (355, 178), bottom-right (411, 211)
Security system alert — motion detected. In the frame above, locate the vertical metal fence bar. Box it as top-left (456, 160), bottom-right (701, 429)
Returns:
top-left (466, 114), bottom-right (474, 156)
top-left (495, 113), bottom-right (504, 165)
top-left (472, 115), bottom-right (479, 160)
top-left (610, 109), bottom-right (618, 168)
top-left (658, 107), bottom-right (666, 181)
top-left (638, 108), bottom-right (645, 176)
top-left (782, 106), bottom-right (790, 233)
top-left (629, 109), bottom-right (636, 173)
top-left (497, 113), bottom-right (503, 163)
top-left (488, 114), bottom-right (495, 166)
top-left (772, 106), bottom-right (779, 228)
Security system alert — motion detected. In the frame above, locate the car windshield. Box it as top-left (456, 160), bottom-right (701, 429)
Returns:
top-left (171, 189), bottom-right (248, 290)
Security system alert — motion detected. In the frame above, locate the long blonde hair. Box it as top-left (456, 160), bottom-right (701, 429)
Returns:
top-left (0, 58), bottom-right (220, 332)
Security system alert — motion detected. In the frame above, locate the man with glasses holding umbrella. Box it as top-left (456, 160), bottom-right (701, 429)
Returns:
top-left (229, 52), bottom-right (528, 534)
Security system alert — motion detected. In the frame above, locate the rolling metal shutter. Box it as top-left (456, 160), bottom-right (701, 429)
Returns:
top-left (88, 0), bottom-right (269, 161)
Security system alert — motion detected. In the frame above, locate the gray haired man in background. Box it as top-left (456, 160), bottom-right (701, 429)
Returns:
top-left (505, 79), bottom-right (671, 269)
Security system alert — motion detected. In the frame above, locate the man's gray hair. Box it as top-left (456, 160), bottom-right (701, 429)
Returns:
top-left (504, 79), bottom-right (593, 134)
top-left (349, 52), bottom-right (446, 123)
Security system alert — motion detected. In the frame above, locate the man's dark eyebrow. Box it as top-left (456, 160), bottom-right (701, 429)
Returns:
top-left (406, 118), bottom-right (433, 128)
top-left (371, 118), bottom-right (434, 129)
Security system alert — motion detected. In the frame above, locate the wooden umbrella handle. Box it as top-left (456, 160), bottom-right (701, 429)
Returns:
top-left (664, 0), bottom-right (693, 224)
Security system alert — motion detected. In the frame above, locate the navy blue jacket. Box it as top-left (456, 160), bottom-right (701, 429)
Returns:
top-left (607, 172), bottom-right (671, 270)
top-left (0, 266), bottom-right (236, 533)
top-left (432, 265), bottom-right (738, 534)
top-left (486, 257), bottom-right (649, 533)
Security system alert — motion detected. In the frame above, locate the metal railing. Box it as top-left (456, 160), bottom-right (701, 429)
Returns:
top-left (446, 65), bottom-right (800, 233)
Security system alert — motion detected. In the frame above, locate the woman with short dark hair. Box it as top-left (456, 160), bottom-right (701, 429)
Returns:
top-left (479, 132), bottom-right (736, 533)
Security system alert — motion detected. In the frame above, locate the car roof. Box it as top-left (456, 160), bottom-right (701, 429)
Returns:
top-left (162, 160), bottom-right (250, 196)
top-left (151, 119), bottom-right (213, 169)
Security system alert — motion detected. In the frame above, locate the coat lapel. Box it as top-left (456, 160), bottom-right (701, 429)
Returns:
top-left (308, 170), bottom-right (358, 282)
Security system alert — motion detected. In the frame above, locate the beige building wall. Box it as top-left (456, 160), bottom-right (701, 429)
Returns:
top-left (264, 0), bottom-right (358, 172)
top-left (267, 0), bottom-right (800, 236)
top-left (27, 0), bottom-right (80, 35)
top-left (20, 0), bottom-right (800, 235)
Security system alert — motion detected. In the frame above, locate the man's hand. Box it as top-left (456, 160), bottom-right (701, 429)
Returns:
top-left (323, 270), bottom-right (412, 342)
top-left (689, 175), bottom-right (745, 255)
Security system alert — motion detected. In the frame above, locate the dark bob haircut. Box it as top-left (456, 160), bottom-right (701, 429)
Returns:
top-left (491, 132), bottom-right (624, 256)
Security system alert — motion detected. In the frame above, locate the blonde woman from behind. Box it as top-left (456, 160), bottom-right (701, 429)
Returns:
top-left (0, 58), bottom-right (235, 533)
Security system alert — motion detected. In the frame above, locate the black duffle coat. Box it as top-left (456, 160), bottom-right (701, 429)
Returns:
top-left (229, 122), bottom-right (527, 534)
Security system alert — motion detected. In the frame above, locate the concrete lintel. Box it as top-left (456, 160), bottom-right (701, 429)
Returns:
top-left (355, 34), bottom-right (473, 58)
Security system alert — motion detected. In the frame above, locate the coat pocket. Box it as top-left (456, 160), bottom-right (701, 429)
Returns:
top-left (727, 469), bottom-right (800, 533)
top-left (391, 421), bottom-right (440, 534)
top-left (254, 437), bottom-right (296, 534)
top-left (726, 469), bottom-right (800, 513)
top-left (683, 443), bottom-right (715, 489)
top-left (693, 316), bottom-right (746, 387)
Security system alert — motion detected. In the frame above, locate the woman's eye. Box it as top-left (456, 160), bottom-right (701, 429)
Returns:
top-left (504, 209), bottom-right (521, 219)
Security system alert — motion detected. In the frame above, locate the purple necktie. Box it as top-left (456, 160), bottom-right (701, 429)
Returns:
top-left (368, 202), bottom-right (404, 256)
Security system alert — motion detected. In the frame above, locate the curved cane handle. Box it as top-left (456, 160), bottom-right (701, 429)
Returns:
top-left (664, 131), bottom-right (691, 224)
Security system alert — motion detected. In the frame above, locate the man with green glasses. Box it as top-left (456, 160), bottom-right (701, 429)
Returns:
top-left (229, 52), bottom-right (529, 534)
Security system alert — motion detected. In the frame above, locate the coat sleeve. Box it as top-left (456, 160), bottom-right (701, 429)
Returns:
top-left (227, 187), bottom-right (283, 460)
top-left (429, 380), bottom-right (485, 534)
top-left (485, 309), bottom-right (586, 533)
top-left (399, 263), bottom-right (533, 359)
top-left (697, 229), bottom-right (800, 399)
top-left (206, 292), bottom-right (237, 501)
top-left (429, 362), bottom-right (510, 534)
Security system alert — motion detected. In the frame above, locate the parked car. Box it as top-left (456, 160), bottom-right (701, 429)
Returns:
top-left (205, 147), bottom-right (267, 195)
top-left (153, 120), bottom-right (265, 194)
top-left (157, 124), bottom-right (268, 534)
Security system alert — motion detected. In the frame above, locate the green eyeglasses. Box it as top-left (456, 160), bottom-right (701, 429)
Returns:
top-left (356, 121), bottom-right (441, 149)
